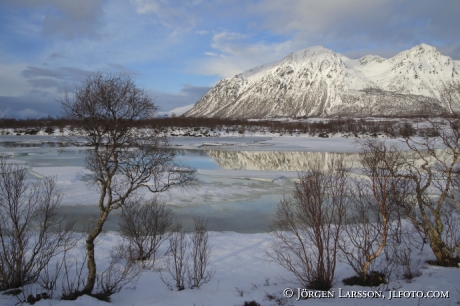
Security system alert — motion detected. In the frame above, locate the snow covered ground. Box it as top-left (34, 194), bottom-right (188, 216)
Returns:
top-left (1, 230), bottom-right (459, 306)
top-left (0, 134), bottom-right (459, 305)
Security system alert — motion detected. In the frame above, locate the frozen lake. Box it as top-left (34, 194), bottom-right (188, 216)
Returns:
top-left (0, 135), bottom-right (376, 232)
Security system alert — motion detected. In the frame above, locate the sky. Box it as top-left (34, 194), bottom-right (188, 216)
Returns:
top-left (0, 0), bottom-right (459, 117)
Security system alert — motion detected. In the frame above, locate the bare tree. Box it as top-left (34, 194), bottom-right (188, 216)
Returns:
top-left (60, 73), bottom-right (195, 295)
top-left (189, 218), bottom-right (214, 289)
top-left (340, 140), bottom-right (406, 284)
top-left (268, 155), bottom-right (349, 291)
top-left (398, 114), bottom-right (460, 265)
top-left (0, 158), bottom-right (73, 290)
top-left (119, 196), bottom-right (175, 268)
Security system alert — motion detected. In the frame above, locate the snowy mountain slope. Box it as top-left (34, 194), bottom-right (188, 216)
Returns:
top-left (185, 44), bottom-right (460, 118)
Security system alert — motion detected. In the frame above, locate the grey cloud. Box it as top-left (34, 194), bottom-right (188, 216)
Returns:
top-left (22, 67), bottom-right (69, 79)
top-left (245, 0), bottom-right (460, 59)
top-left (4, 0), bottom-right (105, 40)
top-left (149, 85), bottom-right (211, 112)
top-left (105, 63), bottom-right (141, 75)
top-left (21, 66), bottom-right (91, 93)
top-left (27, 78), bottom-right (62, 89)
top-left (181, 85), bottom-right (210, 98)
top-left (21, 65), bottom-right (137, 94)
top-left (2, 63), bottom-right (173, 117)
top-left (49, 52), bottom-right (65, 60)
top-left (0, 93), bottom-right (60, 117)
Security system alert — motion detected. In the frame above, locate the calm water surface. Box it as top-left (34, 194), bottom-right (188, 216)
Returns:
top-left (0, 136), bottom-right (283, 233)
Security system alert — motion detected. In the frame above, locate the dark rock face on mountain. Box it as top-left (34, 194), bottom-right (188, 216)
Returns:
top-left (185, 44), bottom-right (460, 118)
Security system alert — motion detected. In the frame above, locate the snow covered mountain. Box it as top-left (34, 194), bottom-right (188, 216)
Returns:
top-left (0, 108), bottom-right (49, 119)
top-left (157, 104), bottom-right (195, 117)
top-left (185, 44), bottom-right (460, 118)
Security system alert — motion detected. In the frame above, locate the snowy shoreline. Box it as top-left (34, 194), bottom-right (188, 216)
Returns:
top-left (2, 230), bottom-right (459, 306)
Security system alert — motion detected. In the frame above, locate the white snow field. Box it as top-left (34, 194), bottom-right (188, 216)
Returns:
top-left (0, 134), bottom-right (459, 305)
top-left (1, 230), bottom-right (459, 306)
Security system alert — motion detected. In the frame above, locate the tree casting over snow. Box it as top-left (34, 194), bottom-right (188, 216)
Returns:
top-left (60, 73), bottom-right (195, 297)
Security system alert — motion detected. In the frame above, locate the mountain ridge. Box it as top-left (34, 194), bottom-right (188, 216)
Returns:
top-left (0, 108), bottom-right (50, 120)
top-left (185, 44), bottom-right (460, 118)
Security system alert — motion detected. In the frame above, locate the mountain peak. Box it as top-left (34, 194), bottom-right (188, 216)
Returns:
top-left (415, 43), bottom-right (438, 51)
top-left (185, 44), bottom-right (460, 119)
top-left (288, 45), bottom-right (337, 59)
top-left (407, 44), bottom-right (441, 57)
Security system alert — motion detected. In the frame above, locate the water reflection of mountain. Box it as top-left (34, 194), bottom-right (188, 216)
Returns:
top-left (206, 148), bottom-right (452, 172)
top-left (205, 150), bottom-right (360, 171)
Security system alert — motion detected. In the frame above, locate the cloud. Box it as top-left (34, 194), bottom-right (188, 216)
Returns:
top-left (0, 94), bottom-right (59, 117)
top-left (192, 0), bottom-right (460, 78)
top-left (149, 84), bottom-right (211, 112)
top-left (129, 0), bottom-right (201, 36)
top-left (129, 0), bottom-right (161, 14)
top-left (49, 53), bottom-right (65, 60)
top-left (0, 63), bottom-right (163, 116)
top-left (2, 0), bottom-right (459, 117)
top-left (4, 0), bottom-right (105, 40)
top-left (195, 31), bottom-right (303, 77)
top-left (195, 30), bottom-right (209, 35)
top-left (245, 0), bottom-right (460, 57)
top-left (20, 64), bottom-right (138, 94)
top-left (21, 66), bottom-right (91, 93)
top-left (0, 62), bottom-right (30, 97)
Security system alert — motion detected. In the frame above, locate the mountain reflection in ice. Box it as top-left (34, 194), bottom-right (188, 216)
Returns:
top-left (205, 148), bottom-right (453, 172)
top-left (205, 150), bottom-right (360, 171)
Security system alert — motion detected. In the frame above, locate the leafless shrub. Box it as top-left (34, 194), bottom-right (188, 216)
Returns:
top-left (162, 222), bottom-right (188, 291)
top-left (119, 196), bottom-right (175, 268)
top-left (268, 155), bottom-right (349, 291)
top-left (59, 239), bottom-right (141, 302)
top-left (393, 246), bottom-right (423, 282)
top-left (264, 292), bottom-right (289, 306)
top-left (188, 218), bottom-right (214, 289)
top-left (340, 140), bottom-right (405, 285)
top-left (36, 233), bottom-right (82, 301)
top-left (60, 248), bottom-right (88, 300)
top-left (16, 284), bottom-right (50, 305)
top-left (339, 182), bottom-right (388, 284)
top-left (92, 246), bottom-right (142, 302)
top-left (161, 218), bottom-right (215, 291)
top-left (439, 201), bottom-right (460, 259)
top-left (37, 260), bottom-right (64, 300)
top-left (0, 158), bottom-right (75, 291)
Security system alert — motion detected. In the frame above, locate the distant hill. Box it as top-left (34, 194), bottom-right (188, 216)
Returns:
top-left (157, 104), bottom-right (194, 117)
top-left (0, 108), bottom-right (50, 120)
top-left (185, 44), bottom-right (460, 118)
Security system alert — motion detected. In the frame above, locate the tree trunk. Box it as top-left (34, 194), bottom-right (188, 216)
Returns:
top-left (427, 228), bottom-right (454, 266)
top-left (82, 210), bottom-right (108, 295)
top-left (83, 236), bottom-right (97, 295)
